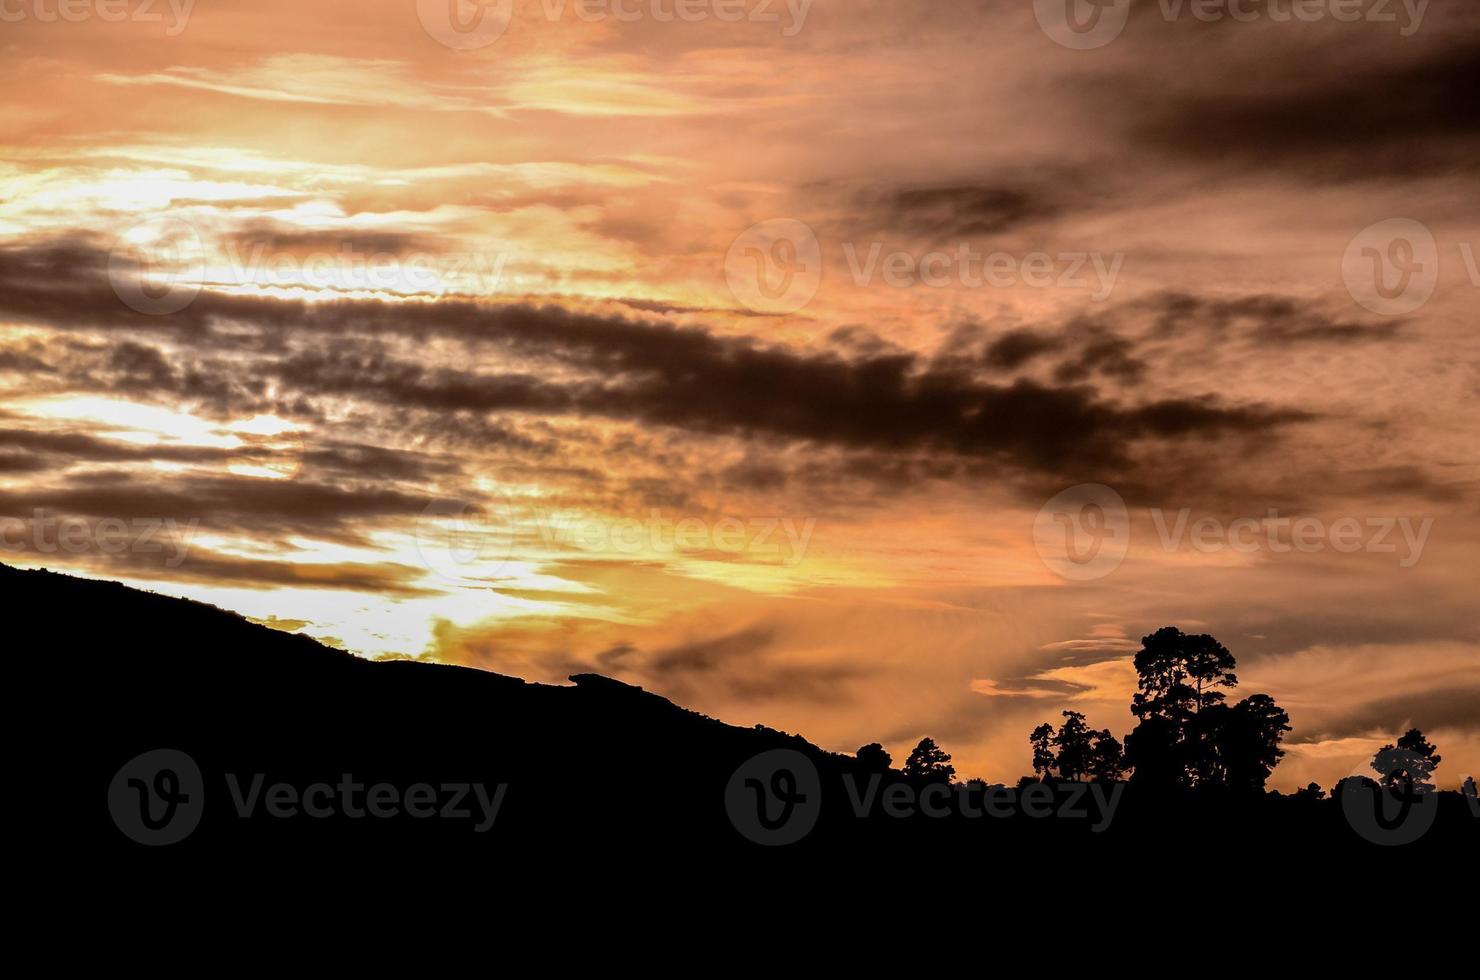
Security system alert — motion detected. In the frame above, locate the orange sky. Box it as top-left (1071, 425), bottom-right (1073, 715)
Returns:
top-left (2, 0), bottom-right (1477, 789)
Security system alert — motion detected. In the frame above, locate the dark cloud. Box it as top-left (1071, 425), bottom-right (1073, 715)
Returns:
top-left (221, 224), bottom-right (441, 256)
top-left (1124, 35), bottom-right (1480, 179)
top-left (645, 627), bottom-right (776, 678)
top-left (982, 329), bottom-right (1062, 371)
top-left (0, 452), bottom-right (51, 474)
top-left (1051, 331), bottom-right (1145, 385)
top-left (300, 441), bottom-right (462, 483)
top-left (0, 348), bottom-right (54, 374)
top-left (1291, 683), bottom-right (1480, 743)
top-left (0, 476), bottom-right (442, 545)
top-left (265, 339), bottom-right (1305, 481)
top-left (1, 420), bottom-right (461, 487)
top-left (0, 542), bottom-right (433, 596)
top-left (613, 297), bottom-right (768, 318)
top-left (1146, 293), bottom-right (1403, 345)
top-left (107, 340), bottom-right (178, 390)
top-left (0, 240), bottom-right (1315, 498)
top-left (876, 184), bottom-right (1061, 239)
top-left (599, 626), bottom-right (863, 706)
top-left (968, 293), bottom-right (1383, 398)
top-left (0, 426), bottom-right (241, 467)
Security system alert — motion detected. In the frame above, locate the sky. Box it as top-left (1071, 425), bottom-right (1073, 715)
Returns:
top-left (1, 0), bottom-right (1476, 790)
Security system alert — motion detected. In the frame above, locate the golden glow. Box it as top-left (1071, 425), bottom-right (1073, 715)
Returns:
top-left (4, 0), bottom-right (1478, 792)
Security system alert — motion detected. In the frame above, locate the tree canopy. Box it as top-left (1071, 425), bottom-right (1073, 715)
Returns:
top-left (1371, 728), bottom-right (1441, 794)
top-left (1123, 628), bottom-right (1288, 792)
top-left (903, 737), bottom-right (955, 784)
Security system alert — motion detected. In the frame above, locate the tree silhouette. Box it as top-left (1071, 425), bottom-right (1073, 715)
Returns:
top-left (855, 742), bottom-right (893, 772)
top-left (1330, 774), bottom-right (1379, 802)
top-left (1125, 627), bottom-right (1288, 791)
top-left (1371, 728), bottom-right (1441, 794)
top-left (1184, 632), bottom-right (1238, 712)
top-left (1293, 782), bottom-right (1325, 801)
top-left (1053, 711), bottom-right (1095, 781)
top-left (1131, 627), bottom-right (1238, 724)
top-left (1029, 723), bottom-right (1056, 781)
top-left (903, 737), bottom-right (955, 784)
top-left (1028, 716), bottom-right (1127, 782)
top-left (1088, 729), bottom-right (1128, 782)
top-left (1125, 712), bottom-right (1182, 789)
top-left (1212, 694), bottom-right (1291, 792)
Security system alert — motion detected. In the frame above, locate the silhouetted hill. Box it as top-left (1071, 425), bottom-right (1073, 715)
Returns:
top-left (12, 563), bottom-right (1473, 878)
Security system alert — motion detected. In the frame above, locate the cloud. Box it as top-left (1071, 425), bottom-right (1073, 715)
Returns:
top-left (96, 55), bottom-right (517, 119)
top-left (868, 183), bottom-right (1062, 240)
top-left (0, 475), bottom-right (442, 545)
top-left (1136, 40), bottom-right (1474, 180)
top-left (0, 240), bottom-right (1314, 498)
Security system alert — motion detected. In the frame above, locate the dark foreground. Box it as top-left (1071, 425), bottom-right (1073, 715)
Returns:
top-left (12, 563), bottom-right (1474, 888)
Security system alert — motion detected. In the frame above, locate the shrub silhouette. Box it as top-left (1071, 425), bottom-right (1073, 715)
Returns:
top-left (855, 742), bottom-right (893, 772)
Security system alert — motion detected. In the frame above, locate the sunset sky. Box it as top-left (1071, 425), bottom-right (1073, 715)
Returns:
top-left (2, 0), bottom-right (1477, 790)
